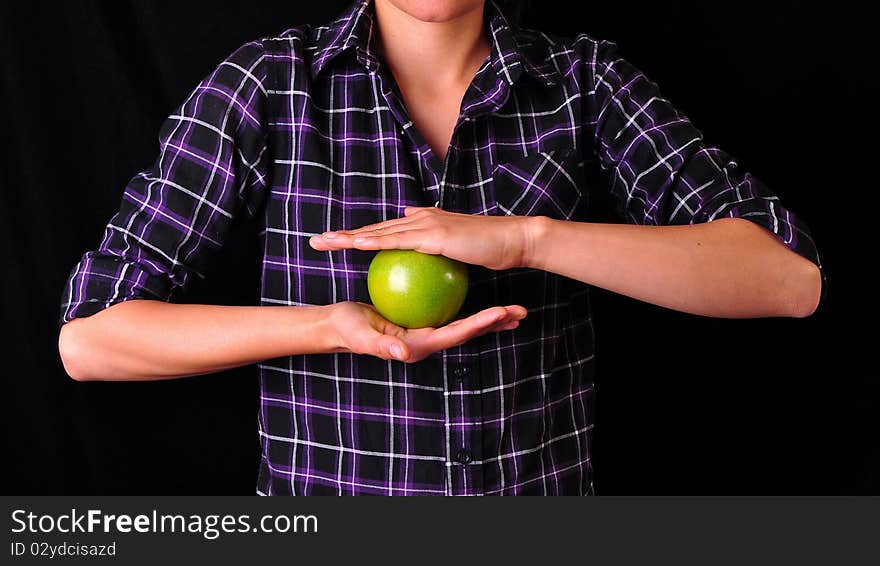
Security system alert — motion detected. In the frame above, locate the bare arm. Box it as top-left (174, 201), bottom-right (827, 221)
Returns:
top-left (58, 301), bottom-right (333, 382)
top-left (58, 299), bottom-right (527, 382)
top-left (524, 216), bottom-right (822, 319)
top-left (312, 208), bottom-right (822, 319)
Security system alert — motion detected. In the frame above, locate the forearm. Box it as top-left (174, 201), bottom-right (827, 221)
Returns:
top-left (58, 300), bottom-right (335, 381)
top-left (525, 216), bottom-right (822, 319)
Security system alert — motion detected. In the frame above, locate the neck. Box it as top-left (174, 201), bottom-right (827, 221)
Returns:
top-left (373, 0), bottom-right (490, 88)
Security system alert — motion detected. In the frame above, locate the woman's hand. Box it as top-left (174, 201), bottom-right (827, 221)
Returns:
top-left (312, 210), bottom-right (531, 361)
top-left (325, 301), bottom-right (527, 363)
top-left (309, 206), bottom-right (540, 270)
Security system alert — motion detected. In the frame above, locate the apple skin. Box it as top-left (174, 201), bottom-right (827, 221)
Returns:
top-left (367, 250), bottom-right (469, 329)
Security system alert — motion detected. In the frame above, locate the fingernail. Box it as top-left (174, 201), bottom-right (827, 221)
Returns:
top-left (353, 237), bottom-right (368, 245)
top-left (390, 345), bottom-right (404, 360)
top-left (322, 231), bottom-right (338, 239)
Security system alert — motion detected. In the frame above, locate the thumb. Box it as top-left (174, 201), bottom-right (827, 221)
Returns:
top-left (375, 335), bottom-right (410, 362)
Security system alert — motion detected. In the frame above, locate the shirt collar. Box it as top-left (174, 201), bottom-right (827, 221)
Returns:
top-left (484, 1), bottom-right (560, 87)
top-left (309, 0), bottom-right (561, 87)
top-left (310, 0), bottom-right (381, 79)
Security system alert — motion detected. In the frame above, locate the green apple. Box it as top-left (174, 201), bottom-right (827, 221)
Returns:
top-left (367, 250), bottom-right (469, 329)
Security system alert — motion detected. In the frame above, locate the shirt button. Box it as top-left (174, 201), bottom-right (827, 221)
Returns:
top-left (455, 449), bottom-right (473, 465)
top-left (452, 365), bottom-right (470, 383)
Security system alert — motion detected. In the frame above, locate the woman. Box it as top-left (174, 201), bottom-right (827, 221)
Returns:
top-left (58, 0), bottom-right (823, 495)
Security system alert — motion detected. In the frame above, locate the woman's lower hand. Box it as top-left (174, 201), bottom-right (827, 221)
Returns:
top-left (309, 206), bottom-right (542, 270)
top-left (323, 301), bottom-right (527, 363)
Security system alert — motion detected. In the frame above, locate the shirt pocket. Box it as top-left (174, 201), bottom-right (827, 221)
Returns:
top-left (490, 147), bottom-right (585, 220)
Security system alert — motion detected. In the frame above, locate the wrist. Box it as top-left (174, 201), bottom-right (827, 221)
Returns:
top-left (315, 304), bottom-right (346, 353)
top-left (287, 304), bottom-right (344, 354)
top-left (520, 215), bottom-right (553, 270)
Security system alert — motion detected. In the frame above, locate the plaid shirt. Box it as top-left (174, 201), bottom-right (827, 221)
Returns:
top-left (61, 0), bottom-right (822, 495)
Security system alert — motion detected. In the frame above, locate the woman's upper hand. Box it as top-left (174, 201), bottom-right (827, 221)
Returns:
top-left (309, 206), bottom-right (541, 270)
top-left (324, 301), bottom-right (527, 363)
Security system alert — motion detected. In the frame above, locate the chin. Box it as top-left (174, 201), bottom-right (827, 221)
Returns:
top-left (383, 0), bottom-right (485, 22)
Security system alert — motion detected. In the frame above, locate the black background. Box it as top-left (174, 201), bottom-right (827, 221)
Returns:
top-left (1, 0), bottom-right (876, 494)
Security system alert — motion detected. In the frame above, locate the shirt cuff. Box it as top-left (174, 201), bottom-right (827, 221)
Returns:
top-left (59, 252), bottom-right (174, 328)
top-left (711, 197), bottom-right (828, 309)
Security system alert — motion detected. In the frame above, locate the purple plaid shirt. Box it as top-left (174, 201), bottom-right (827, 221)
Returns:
top-left (61, 0), bottom-right (822, 495)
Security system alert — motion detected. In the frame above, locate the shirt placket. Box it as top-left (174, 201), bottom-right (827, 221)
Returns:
top-left (369, 59), bottom-right (514, 496)
top-left (442, 148), bottom-right (485, 496)
top-left (445, 70), bottom-right (516, 496)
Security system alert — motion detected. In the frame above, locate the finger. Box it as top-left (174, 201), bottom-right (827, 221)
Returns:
top-left (488, 320), bottom-right (520, 332)
top-left (309, 235), bottom-right (335, 251)
top-left (437, 305), bottom-right (528, 337)
top-left (440, 306), bottom-right (525, 328)
top-left (328, 216), bottom-right (419, 237)
top-left (482, 314), bottom-right (522, 333)
top-left (309, 231), bottom-right (378, 251)
top-left (424, 307), bottom-right (509, 349)
top-left (327, 222), bottom-right (424, 244)
top-left (439, 306), bottom-right (524, 331)
top-left (442, 318), bottom-right (467, 328)
top-left (401, 307), bottom-right (519, 360)
top-left (309, 218), bottom-right (418, 251)
top-left (311, 229), bottom-right (431, 252)
top-left (438, 306), bottom-right (524, 328)
top-left (350, 229), bottom-right (431, 251)
top-left (502, 305), bottom-right (528, 320)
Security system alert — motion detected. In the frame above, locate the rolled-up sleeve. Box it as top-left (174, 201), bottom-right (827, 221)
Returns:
top-left (583, 37), bottom-right (826, 299)
top-left (60, 40), bottom-right (269, 326)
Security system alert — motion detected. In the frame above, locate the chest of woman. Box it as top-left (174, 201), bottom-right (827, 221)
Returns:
top-left (258, 75), bottom-right (595, 313)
